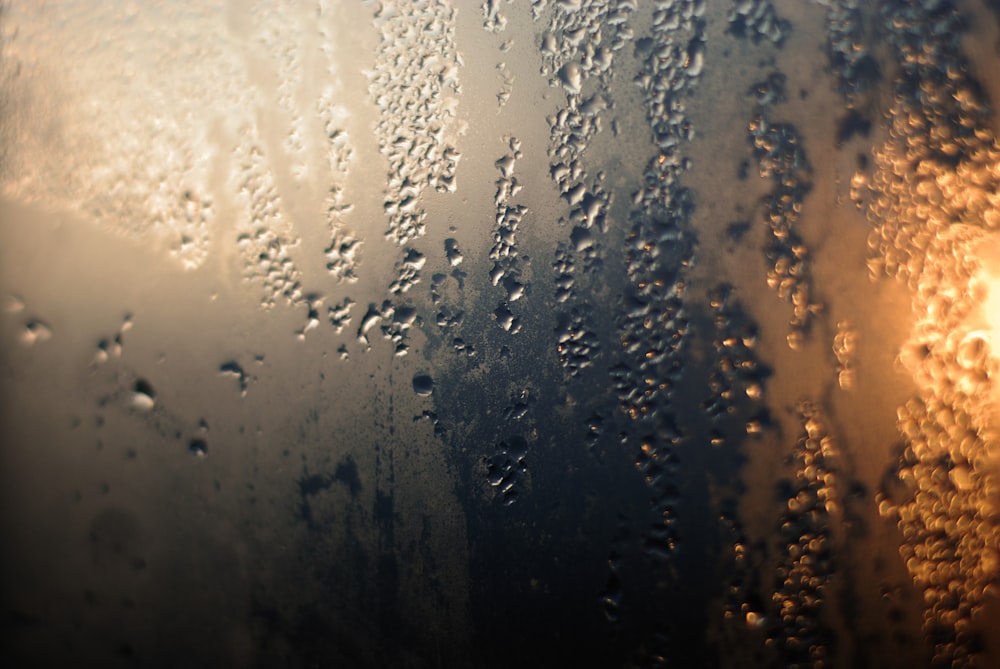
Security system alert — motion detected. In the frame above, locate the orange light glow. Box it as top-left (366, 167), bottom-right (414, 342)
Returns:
top-left (983, 274), bottom-right (1000, 346)
top-left (973, 235), bottom-right (1000, 358)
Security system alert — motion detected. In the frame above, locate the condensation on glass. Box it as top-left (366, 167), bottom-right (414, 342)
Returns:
top-left (2, 1), bottom-right (1000, 667)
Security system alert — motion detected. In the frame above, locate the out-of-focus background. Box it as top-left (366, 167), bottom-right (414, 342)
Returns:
top-left (2, 1), bottom-right (1000, 667)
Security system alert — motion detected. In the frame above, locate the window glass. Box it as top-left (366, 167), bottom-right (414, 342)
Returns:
top-left (2, 1), bottom-right (1000, 667)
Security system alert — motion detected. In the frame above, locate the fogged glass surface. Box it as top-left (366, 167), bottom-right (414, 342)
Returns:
top-left (2, 1), bottom-right (1000, 667)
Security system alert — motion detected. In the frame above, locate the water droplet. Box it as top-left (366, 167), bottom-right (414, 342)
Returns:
top-left (494, 305), bottom-right (521, 333)
top-left (219, 362), bottom-right (249, 396)
top-left (132, 379), bottom-right (156, 411)
top-left (570, 225), bottom-right (594, 252)
top-left (412, 374), bottom-right (434, 396)
top-left (21, 319), bottom-right (52, 346)
top-left (557, 62), bottom-right (582, 94)
top-left (445, 238), bottom-right (463, 266)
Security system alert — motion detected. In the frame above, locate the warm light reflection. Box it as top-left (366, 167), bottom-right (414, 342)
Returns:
top-left (872, 106), bottom-right (1000, 666)
top-left (969, 235), bottom-right (1000, 420)
top-left (979, 239), bottom-right (1000, 350)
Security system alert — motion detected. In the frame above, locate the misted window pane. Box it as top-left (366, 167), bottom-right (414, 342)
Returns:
top-left (2, 1), bottom-right (1000, 667)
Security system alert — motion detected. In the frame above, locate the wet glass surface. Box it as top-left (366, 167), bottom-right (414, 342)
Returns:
top-left (2, 1), bottom-right (1000, 667)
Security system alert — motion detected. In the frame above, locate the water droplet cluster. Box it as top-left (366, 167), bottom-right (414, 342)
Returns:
top-left (482, 0), bottom-right (513, 33)
top-left (818, 0), bottom-right (877, 105)
top-left (716, 403), bottom-right (851, 669)
top-left (356, 299), bottom-right (420, 357)
top-left (879, 395), bottom-right (1000, 667)
top-left (768, 403), bottom-right (843, 668)
top-left (234, 138), bottom-right (303, 308)
top-left (556, 305), bottom-right (600, 375)
top-left (746, 72), bottom-right (822, 345)
top-left (369, 0), bottom-right (462, 245)
top-left (92, 315), bottom-right (133, 365)
top-left (485, 435), bottom-right (529, 505)
top-left (431, 266), bottom-right (474, 357)
top-left (308, 2), bottom-right (361, 284)
top-left (489, 137), bottom-right (528, 332)
top-left (704, 285), bottom-right (769, 442)
top-left (865, 1), bottom-right (1000, 664)
top-left (727, 0), bottom-right (790, 46)
top-left (613, 1), bottom-right (705, 573)
top-left (537, 0), bottom-right (633, 374)
top-left (717, 508), bottom-right (772, 665)
top-left (252, 4), bottom-right (307, 176)
top-left (0, 3), bottom-right (239, 271)
top-left (832, 320), bottom-right (858, 391)
top-left (327, 296), bottom-right (355, 334)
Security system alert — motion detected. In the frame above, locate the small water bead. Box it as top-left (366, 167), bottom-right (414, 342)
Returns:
top-left (188, 439), bottom-right (208, 458)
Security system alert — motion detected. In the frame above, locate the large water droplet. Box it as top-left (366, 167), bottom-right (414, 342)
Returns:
top-left (412, 374), bottom-right (434, 396)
